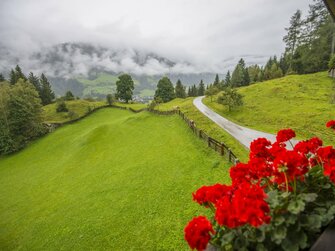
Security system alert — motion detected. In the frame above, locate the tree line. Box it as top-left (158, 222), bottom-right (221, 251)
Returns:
top-left (227, 0), bottom-right (334, 88)
top-left (0, 65), bottom-right (55, 154)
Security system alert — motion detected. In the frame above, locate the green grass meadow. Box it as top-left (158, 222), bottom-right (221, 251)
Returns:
top-left (0, 108), bottom-right (230, 250)
top-left (156, 98), bottom-right (249, 161)
top-left (204, 72), bottom-right (335, 146)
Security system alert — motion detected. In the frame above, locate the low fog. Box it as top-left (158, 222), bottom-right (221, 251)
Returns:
top-left (0, 0), bottom-right (313, 77)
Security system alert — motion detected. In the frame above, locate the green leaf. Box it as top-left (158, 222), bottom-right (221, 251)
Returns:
top-left (301, 193), bottom-right (318, 202)
top-left (288, 198), bottom-right (305, 214)
top-left (282, 238), bottom-right (299, 251)
top-left (271, 225), bottom-right (287, 244)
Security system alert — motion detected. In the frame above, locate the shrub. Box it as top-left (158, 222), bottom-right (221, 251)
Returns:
top-left (106, 94), bottom-right (114, 106)
top-left (56, 101), bottom-right (68, 112)
top-left (185, 122), bottom-right (335, 251)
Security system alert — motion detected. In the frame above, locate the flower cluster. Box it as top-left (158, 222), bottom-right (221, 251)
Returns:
top-left (184, 216), bottom-right (214, 251)
top-left (184, 120), bottom-right (335, 251)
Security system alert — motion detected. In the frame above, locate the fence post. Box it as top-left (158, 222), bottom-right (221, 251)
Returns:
top-left (228, 148), bottom-right (232, 162)
top-left (220, 143), bottom-right (224, 156)
top-left (199, 129), bottom-right (202, 139)
top-left (208, 137), bottom-right (211, 147)
top-left (235, 158), bottom-right (239, 164)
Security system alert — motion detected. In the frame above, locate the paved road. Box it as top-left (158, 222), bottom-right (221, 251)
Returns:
top-left (193, 96), bottom-right (298, 149)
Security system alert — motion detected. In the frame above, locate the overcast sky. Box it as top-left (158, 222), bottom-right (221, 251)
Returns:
top-left (0, 0), bottom-right (314, 75)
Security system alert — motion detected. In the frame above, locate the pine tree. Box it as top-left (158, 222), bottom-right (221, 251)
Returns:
top-left (28, 72), bottom-right (41, 94)
top-left (175, 79), bottom-right (186, 98)
top-left (213, 74), bottom-right (220, 89)
top-left (64, 91), bottom-right (75, 100)
top-left (283, 10), bottom-right (303, 67)
top-left (40, 73), bottom-right (55, 105)
top-left (198, 80), bottom-right (205, 96)
top-left (14, 65), bottom-right (27, 82)
top-left (187, 86), bottom-right (191, 97)
top-left (9, 69), bottom-right (17, 85)
top-left (225, 71), bottom-right (231, 86)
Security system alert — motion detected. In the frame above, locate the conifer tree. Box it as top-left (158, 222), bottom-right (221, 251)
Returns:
top-left (225, 71), bottom-right (231, 86)
top-left (9, 69), bottom-right (17, 85)
top-left (175, 79), bottom-right (186, 98)
top-left (198, 80), bottom-right (205, 96)
top-left (28, 72), bottom-right (41, 94)
top-left (14, 65), bottom-right (27, 81)
top-left (213, 74), bottom-right (220, 89)
top-left (0, 73), bottom-right (5, 82)
top-left (40, 73), bottom-right (55, 105)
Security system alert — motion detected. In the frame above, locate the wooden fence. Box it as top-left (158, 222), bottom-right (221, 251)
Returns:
top-left (147, 108), bottom-right (239, 164)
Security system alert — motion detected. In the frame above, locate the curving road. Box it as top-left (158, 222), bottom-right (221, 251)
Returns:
top-left (193, 96), bottom-right (298, 149)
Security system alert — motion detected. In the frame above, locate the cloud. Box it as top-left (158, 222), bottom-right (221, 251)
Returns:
top-left (0, 0), bottom-right (313, 76)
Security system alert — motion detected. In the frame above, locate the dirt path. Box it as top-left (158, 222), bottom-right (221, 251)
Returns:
top-left (193, 96), bottom-right (298, 149)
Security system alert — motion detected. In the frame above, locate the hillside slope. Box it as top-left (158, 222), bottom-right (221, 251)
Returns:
top-left (0, 108), bottom-right (229, 250)
top-left (203, 72), bottom-right (335, 146)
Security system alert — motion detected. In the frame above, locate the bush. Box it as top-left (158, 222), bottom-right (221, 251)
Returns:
top-left (184, 124), bottom-right (335, 251)
top-left (68, 110), bottom-right (78, 119)
top-left (64, 91), bottom-right (75, 100)
top-left (56, 101), bottom-right (68, 112)
top-left (106, 94), bottom-right (114, 106)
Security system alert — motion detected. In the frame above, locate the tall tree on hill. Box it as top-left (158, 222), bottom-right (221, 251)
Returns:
top-left (283, 10), bottom-right (303, 69)
top-left (231, 59), bottom-right (249, 87)
top-left (9, 69), bottom-right (17, 85)
top-left (40, 73), bottom-right (55, 105)
top-left (116, 74), bottom-right (134, 103)
top-left (247, 65), bottom-right (261, 83)
top-left (155, 76), bottom-right (175, 102)
top-left (187, 86), bottom-right (191, 97)
top-left (213, 74), bottom-right (220, 89)
top-left (0, 74), bottom-right (5, 82)
top-left (175, 79), bottom-right (186, 98)
top-left (14, 65), bottom-right (27, 82)
top-left (225, 71), bottom-right (231, 86)
top-left (198, 80), bottom-right (205, 96)
top-left (28, 72), bottom-right (41, 94)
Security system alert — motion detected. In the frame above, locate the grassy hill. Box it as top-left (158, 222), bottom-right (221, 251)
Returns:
top-left (155, 98), bottom-right (249, 161)
top-left (0, 108), bottom-right (230, 250)
top-left (203, 72), bottom-right (335, 146)
top-left (42, 100), bottom-right (147, 123)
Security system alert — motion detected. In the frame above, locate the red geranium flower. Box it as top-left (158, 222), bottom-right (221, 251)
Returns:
top-left (250, 138), bottom-right (272, 159)
top-left (184, 216), bottom-right (214, 251)
top-left (273, 150), bottom-right (309, 183)
top-left (294, 137), bottom-right (323, 155)
top-left (215, 182), bottom-right (271, 228)
top-left (193, 184), bottom-right (232, 206)
top-left (326, 120), bottom-right (335, 130)
top-left (276, 129), bottom-right (296, 143)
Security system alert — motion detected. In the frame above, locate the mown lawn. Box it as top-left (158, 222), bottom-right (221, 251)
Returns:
top-left (203, 72), bottom-right (335, 146)
top-left (0, 108), bottom-right (230, 250)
